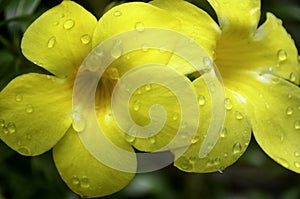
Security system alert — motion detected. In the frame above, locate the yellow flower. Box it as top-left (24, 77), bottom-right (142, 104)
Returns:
top-left (0, 0), bottom-right (299, 198)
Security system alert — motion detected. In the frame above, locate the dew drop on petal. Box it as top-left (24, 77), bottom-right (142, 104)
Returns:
top-left (295, 151), bottom-right (300, 157)
top-left (72, 112), bottom-right (86, 132)
top-left (191, 135), bottom-right (200, 144)
top-left (286, 107), bottom-right (294, 116)
top-left (189, 156), bottom-right (196, 164)
top-left (198, 95), bottom-right (206, 106)
top-left (220, 128), bottom-right (227, 138)
top-left (15, 94), bottom-right (23, 102)
top-left (2, 127), bottom-right (9, 135)
top-left (180, 157), bottom-right (193, 171)
top-left (108, 67), bottom-right (120, 80)
top-left (289, 72), bottom-right (297, 82)
top-left (294, 121), bottom-right (300, 130)
top-left (203, 56), bottom-right (213, 70)
top-left (80, 34), bottom-right (91, 45)
top-left (71, 175), bottom-right (80, 185)
top-left (133, 100), bottom-right (141, 111)
top-left (18, 147), bottom-right (30, 155)
top-left (47, 36), bottom-right (56, 48)
top-left (144, 84), bottom-right (152, 91)
top-left (149, 136), bottom-right (156, 144)
top-left (277, 49), bottom-right (287, 62)
top-left (172, 112), bottom-right (179, 121)
top-left (0, 119), bottom-right (5, 128)
top-left (26, 104), bottom-right (34, 113)
top-left (111, 40), bottom-right (123, 59)
top-left (135, 21), bottom-right (145, 32)
top-left (63, 19), bottom-right (75, 30)
top-left (81, 176), bottom-right (90, 189)
top-left (7, 122), bottom-right (16, 134)
top-left (224, 98), bottom-right (233, 110)
top-left (235, 111), bottom-right (243, 120)
top-left (294, 162), bottom-right (300, 168)
top-left (124, 134), bottom-right (135, 143)
top-left (114, 10), bottom-right (122, 17)
top-left (233, 143), bottom-right (242, 154)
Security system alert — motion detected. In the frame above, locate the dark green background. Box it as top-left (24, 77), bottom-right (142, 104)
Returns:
top-left (0, 0), bottom-right (299, 199)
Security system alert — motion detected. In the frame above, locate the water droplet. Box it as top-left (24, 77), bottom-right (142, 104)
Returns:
top-left (191, 135), bottom-right (200, 144)
top-left (81, 176), bottom-right (90, 188)
top-left (7, 122), bottom-right (16, 134)
top-left (72, 112), bottom-right (86, 132)
top-left (149, 136), bottom-right (156, 144)
top-left (172, 112), bottom-right (179, 121)
top-left (277, 49), bottom-right (287, 62)
top-left (294, 121), bottom-right (300, 130)
top-left (47, 36), bottom-right (56, 48)
top-left (294, 151), bottom-right (300, 157)
top-left (180, 157), bottom-right (193, 171)
top-left (135, 21), bottom-right (145, 32)
top-left (133, 100), bottom-right (141, 111)
top-left (288, 93), bottom-right (293, 99)
top-left (235, 111), bottom-right (243, 120)
top-left (26, 104), bottom-right (34, 113)
top-left (124, 134), bottom-right (135, 143)
top-left (233, 143), bottom-right (242, 154)
top-left (81, 34), bottom-right (91, 45)
top-left (108, 67), bottom-right (119, 80)
top-left (63, 19), bottom-right (75, 30)
top-left (223, 153), bottom-right (228, 158)
top-left (144, 84), bottom-right (152, 91)
top-left (15, 94), bottom-right (23, 102)
top-left (18, 147), bottom-right (30, 155)
top-left (203, 56), bottom-right (213, 70)
top-left (111, 40), bottom-right (123, 59)
top-left (289, 72), bottom-right (297, 82)
top-left (220, 128), bottom-right (227, 138)
top-left (71, 175), bottom-right (80, 185)
top-left (214, 157), bottom-right (221, 165)
top-left (114, 10), bottom-right (122, 17)
top-left (294, 162), bottom-right (300, 168)
top-left (2, 127), bottom-right (8, 135)
top-left (286, 107), bottom-right (294, 116)
top-left (0, 119), bottom-right (5, 128)
top-left (224, 98), bottom-right (233, 110)
top-left (198, 95), bottom-right (206, 106)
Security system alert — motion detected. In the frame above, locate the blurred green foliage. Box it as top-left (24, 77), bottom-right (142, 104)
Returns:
top-left (0, 0), bottom-right (299, 199)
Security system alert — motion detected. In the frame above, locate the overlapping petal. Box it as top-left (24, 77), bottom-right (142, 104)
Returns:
top-left (21, 1), bottom-right (97, 78)
top-left (173, 75), bottom-right (251, 172)
top-left (53, 127), bottom-right (136, 198)
top-left (150, 0), bottom-right (221, 56)
top-left (216, 13), bottom-right (299, 86)
top-left (0, 74), bottom-right (72, 155)
top-left (208, 0), bottom-right (260, 36)
top-left (92, 1), bottom-right (220, 76)
top-left (236, 73), bottom-right (300, 173)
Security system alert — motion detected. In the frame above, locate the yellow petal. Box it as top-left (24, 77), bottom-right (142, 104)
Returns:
top-left (239, 73), bottom-right (300, 173)
top-left (217, 13), bottom-right (300, 86)
top-left (0, 74), bottom-right (72, 155)
top-left (53, 127), bottom-right (136, 198)
top-left (92, 1), bottom-right (220, 76)
top-left (21, 1), bottom-right (97, 78)
top-left (92, 2), bottom-right (180, 47)
top-left (173, 76), bottom-right (251, 172)
top-left (208, 0), bottom-right (260, 36)
top-left (150, 0), bottom-right (221, 56)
